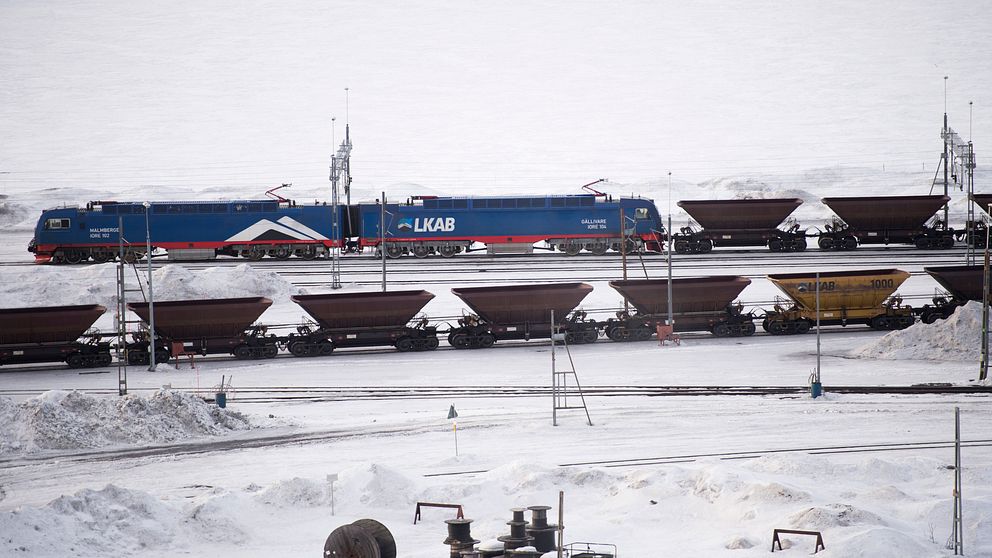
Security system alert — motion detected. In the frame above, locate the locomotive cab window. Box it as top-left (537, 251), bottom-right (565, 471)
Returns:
top-left (634, 208), bottom-right (649, 219)
top-left (45, 218), bottom-right (70, 230)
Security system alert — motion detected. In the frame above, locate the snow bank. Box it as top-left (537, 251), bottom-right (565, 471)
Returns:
top-left (0, 263), bottom-right (301, 309)
top-left (0, 194), bottom-right (33, 230)
top-left (0, 390), bottom-right (252, 455)
top-left (0, 485), bottom-right (186, 556)
top-left (854, 301), bottom-right (983, 361)
top-left (152, 263), bottom-right (302, 301)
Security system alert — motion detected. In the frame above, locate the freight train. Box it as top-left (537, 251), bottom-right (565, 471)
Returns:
top-left (30, 189), bottom-right (987, 263)
top-left (5, 267), bottom-right (976, 370)
top-left (27, 192), bottom-right (666, 264)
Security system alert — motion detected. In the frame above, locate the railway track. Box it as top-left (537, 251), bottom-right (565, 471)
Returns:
top-left (425, 438), bottom-right (992, 477)
top-left (1, 383), bottom-right (989, 402)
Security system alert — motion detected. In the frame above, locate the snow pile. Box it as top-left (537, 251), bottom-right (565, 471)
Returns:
top-left (0, 263), bottom-right (300, 309)
top-left (0, 390), bottom-right (252, 455)
top-left (0, 194), bottom-right (32, 230)
top-left (854, 302), bottom-right (983, 361)
top-left (0, 485), bottom-right (187, 556)
top-left (152, 264), bottom-right (302, 301)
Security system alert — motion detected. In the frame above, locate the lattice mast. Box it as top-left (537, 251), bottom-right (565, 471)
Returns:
top-left (329, 103), bottom-right (353, 289)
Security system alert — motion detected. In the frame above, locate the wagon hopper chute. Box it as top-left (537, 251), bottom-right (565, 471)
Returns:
top-left (764, 269), bottom-right (914, 333)
top-left (290, 290), bottom-right (438, 353)
top-left (606, 276), bottom-right (755, 339)
top-left (448, 283), bottom-right (596, 348)
top-left (965, 194), bottom-right (992, 248)
top-left (819, 195), bottom-right (953, 249)
top-left (0, 304), bottom-right (111, 368)
top-left (919, 265), bottom-right (988, 323)
top-left (673, 198), bottom-right (805, 253)
top-left (127, 297), bottom-right (274, 363)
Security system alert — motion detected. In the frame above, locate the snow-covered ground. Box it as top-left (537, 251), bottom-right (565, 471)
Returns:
top-left (3, 1), bottom-right (992, 556)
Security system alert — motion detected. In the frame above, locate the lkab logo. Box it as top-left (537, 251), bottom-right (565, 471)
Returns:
top-left (398, 217), bottom-right (455, 232)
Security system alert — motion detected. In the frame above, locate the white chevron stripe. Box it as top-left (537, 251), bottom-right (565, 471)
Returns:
top-left (277, 216), bottom-right (329, 240)
top-left (225, 219), bottom-right (314, 242)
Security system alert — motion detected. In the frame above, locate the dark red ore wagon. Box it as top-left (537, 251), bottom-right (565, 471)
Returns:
top-left (0, 304), bottom-right (111, 368)
top-left (448, 283), bottom-right (597, 348)
top-left (819, 195), bottom-right (953, 249)
top-left (673, 198), bottom-right (805, 253)
top-left (127, 297), bottom-right (274, 363)
top-left (605, 276), bottom-right (754, 339)
top-left (920, 265), bottom-right (989, 323)
top-left (290, 290), bottom-right (438, 353)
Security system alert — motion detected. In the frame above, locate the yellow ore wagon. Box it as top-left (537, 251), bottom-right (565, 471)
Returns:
top-left (763, 268), bottom-right (914, 334)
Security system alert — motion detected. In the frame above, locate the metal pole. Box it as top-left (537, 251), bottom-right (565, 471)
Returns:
top-left (816, 272), bottom-right (821, 384)
top-left (144, 202), bottom-right (155, 372)
top-left (557, 490), bottom-right (565, 558)
top-left (620, 204), bottom-right (628, 313)
top-left (667, 172), bottom-right (674, 327)
top-left (952, 406), bottom-right (963, 555)
top-left (381, 192), bottom-right (387, 292)
top-left (551, 309), bottom-right (558, 427)
top-left (943, 77), bottom-right (950, 228)
top-left (982, 211), bottom-right (990, 381)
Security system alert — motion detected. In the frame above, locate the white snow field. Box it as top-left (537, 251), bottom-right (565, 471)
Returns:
top-left (2, 1), bottom-right (992, 557)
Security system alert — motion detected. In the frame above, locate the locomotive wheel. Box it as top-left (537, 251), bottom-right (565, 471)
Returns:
top-left (761, 319), bottom-right (770, 332)
top-left (155, 349), bottom-right (171, 364)
top-left (318, 341), bottom-right (334, 355)
top-left (438, 245), bottom-right (457, 258)
top-left (914, 237), bottom-right (930, 249)
top-left (95, 353), bottom-right (113, 367)
top-left (940, 236), bottom-right (955, 249)
top-left (395, 337), bottom-right (414, 352)
top-left (741, 322), bottom-right (756, 336)
top-left (63, 250), bottom-right (85, 264)
top-left (843, 236), bottom-right (857, 249)
top-left (91, 251), bottom-right (112, 263)
top-left (697, 239), bottom-right (713, 253)
top-left (795, 320), bottom-right (811, 334)
top-left (67, 353), bottom-right (85, 368)
top-left (479, 333), bottom-right (495, 348)
top-left (450, 333), bottom-right (470, 348)
top-left (127, 350), bottom-right (148, 365)
top-left (768, 240), bottom-right (783, 252)
top-left (870, 316), bottom-right (890, 330)
top-left (632, 327), bottom-right (653, 341)
top-left (412, 245), bottom-right (430, 258)
top-left (582, 329), bottom-right (599, 343)
top-left (263, 345), bottom-right (278, 358)
top-left (921, 312), bottom-right (939, 325)
top-left (424, 337), bottom-right (440, 350)
top-left (300, 248), bottom-right (318, 260)
top-left (564, 244), bottom-right (582, 256)
top-left (674, 240), bottom-right (689, 254)
top-left (794, 238), bottom-right (807, 251)
top-left (588, 243), bottom-right (608, 256)
top-left (817, 236), bottom-right (834, 250)
top-left (247, 250), bottom-right (265, 261)
top-left (712, 323), bottom-right (730, 337)
top-left (385, 245), bottom-right (403, 258)
top-left (272, 247), bottom-right (291, 259)
top-left (897, 316), bottom-right (915, 329)
top-left (234, 345), bottom-right (252, 359)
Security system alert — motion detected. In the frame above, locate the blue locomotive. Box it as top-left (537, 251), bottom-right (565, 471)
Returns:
top-left (361, 194), bottom-right (665, 257)
top-left (28, 192), bottom-right (665, 263)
